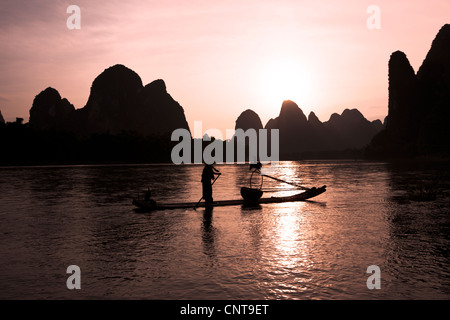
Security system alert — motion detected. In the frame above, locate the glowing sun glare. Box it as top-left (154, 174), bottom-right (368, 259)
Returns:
top-left (259, 58), bottom-right (314, 108)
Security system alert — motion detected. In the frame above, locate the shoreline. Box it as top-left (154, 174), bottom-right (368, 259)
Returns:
top-left (1, 156), bottom-right (449, 168)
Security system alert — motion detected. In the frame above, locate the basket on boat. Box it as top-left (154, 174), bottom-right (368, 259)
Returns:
top-left (240, 187), bottom-right (263, 201)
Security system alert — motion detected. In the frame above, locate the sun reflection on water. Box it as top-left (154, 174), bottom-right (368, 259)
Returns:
top-left (263, 201), bottom-right (315, 298)
top-left (262, 161), bottom-right (308, 197)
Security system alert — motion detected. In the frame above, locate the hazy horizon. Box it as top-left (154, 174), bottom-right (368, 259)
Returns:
top-left (1, 0), bottom-right (449, 136)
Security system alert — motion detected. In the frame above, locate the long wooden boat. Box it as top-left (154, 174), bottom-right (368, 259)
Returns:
top-left (132, 185), bottom-right (326, 211)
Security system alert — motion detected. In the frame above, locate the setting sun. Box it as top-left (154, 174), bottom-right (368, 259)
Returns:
top-left (259, 58), bottom-right (315, 109)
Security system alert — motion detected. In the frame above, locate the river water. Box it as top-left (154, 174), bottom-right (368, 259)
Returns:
top-left (0, 160), bottom-right (449, 299)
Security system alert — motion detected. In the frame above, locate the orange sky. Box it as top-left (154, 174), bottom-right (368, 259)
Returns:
top-left (0, 0), bottom-right (449, 137)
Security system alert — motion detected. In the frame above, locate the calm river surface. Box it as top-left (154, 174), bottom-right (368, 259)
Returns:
top-left (0, 160), bottom-right (449, 299)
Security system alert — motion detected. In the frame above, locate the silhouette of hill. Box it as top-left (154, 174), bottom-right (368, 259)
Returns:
top-left (0, 65), bottom-right (190, 165)
top-left (29, 87), bottom-right (75, 131)
top-left (136, 79), bottom-right (190, 136)
top-left (265, 100), bottom-right (311, 155)
top-left (367, 24), bottom-right (450, 158)
top-left (324, 108), bottom-right (383, 150)
top-left (29, 64), bottom-right (190, 136)
top-left (235, 109), bottom-right (263, 131)
top-left (75, 64), bottom-right (144, 135)
top-left (0, 109), bottom-right (4, 125)
top-left (262, 100), bottom-right (382, 158)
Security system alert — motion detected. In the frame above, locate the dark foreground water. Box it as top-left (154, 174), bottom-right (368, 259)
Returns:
top-left (0, 160), bottom-right (449, 299)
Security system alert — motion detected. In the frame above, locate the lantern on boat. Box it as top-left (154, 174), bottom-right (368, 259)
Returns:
top-left (241, 162), bottom-right (264, 201)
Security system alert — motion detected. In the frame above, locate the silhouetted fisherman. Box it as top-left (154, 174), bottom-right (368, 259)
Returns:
top-left (201, 163), bottom-right (221, 205)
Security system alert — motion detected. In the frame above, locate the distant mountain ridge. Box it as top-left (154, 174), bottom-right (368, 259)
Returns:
top-left (6, 23), bottom-right (448, 164)
top-left (27, 64), bottom-right (382, 159)
top-left (28, 64), bottom-right (190, 136)
top-left (236, 100), bottom-right (382, 158)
